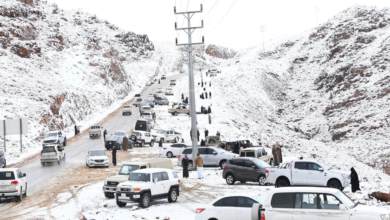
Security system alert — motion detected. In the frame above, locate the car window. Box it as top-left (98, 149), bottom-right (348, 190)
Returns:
top-left (198, 148), bottom-right (207, 155)
top-left (90, 150), bottom-right (105, 156)
top-left (294, 162), bottom-right (307, 170)
top-left (237, 197), bottom-right (257, 208)
top-left (234, 160), bottom-right (245, 167)
top-left (240, 152), bottom-right (246, 157)
top-left (295, 193), bottom-right (318, 209)
top-left (119, 165), bottom-right (139, 174)
top-left (172, 171), bottom-right (178, 178)
top-left (246, 151), bottom-right (255, 157)
top-left (152, 173), bottom-right (163, 182)
top-left (207, 148), bottom-right (217, 155)
top-left (319, 194), bottom-right (341, 210)
top-left (129, 173), bottom-right (150, 182)
top-left (42, 147), bottom-right (55, 153)
top-left (214, 197), bottom-right (237, 207)
top-left (308, 163), bottom-right (322, 171)
top-left (140, 166), bottom-right (147, 169)
top-left (161, 172), bottom-right (169, 181)
top-left (271, 193), bottom-right (295, 208)
top-left (229, 160), bottom-right (235, 165)
top-left (0, 171), bottom-right (15, 180)
top-left (45, 133), bottom-right (57, 138)
top-left (183, 149), bottom-right (192, 154)
top-left (244, 160), bottom-right (255, 168)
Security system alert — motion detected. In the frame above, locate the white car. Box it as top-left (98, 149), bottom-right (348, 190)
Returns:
top-left (86, 149), bottom-right (109, 168)
top-left (165, 88), bottom-right (173, 95)
top-left (251, 187), bottom-right (390, 220)
top-left (146, 81), bottom-right (152, 86)
top-left (195, 195), bottom-right (263, 220)
top-left (41, 145), bottom-right (66, 165)
top-left (116, 168), bottom-right (180, 208)
top-left (156, 88), bottom-right (163, 93)
top-left (151, 129), bottom-right (182, 143)
top-left (0, 168), bottom-right (27, 202)
top-left (42, 131), bottom-right (67, 147)
top-left (129, 131), bottom-right (155, 147)
top-left (163, 143), bottom-right (188, 158)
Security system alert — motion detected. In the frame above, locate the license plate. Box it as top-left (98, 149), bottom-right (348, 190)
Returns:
top-left (121, 193), bottom-right (126, 197)
top-left (133, 195), bottom-right (140, 198)
top-left (0, 186), bottom-right (6, 189)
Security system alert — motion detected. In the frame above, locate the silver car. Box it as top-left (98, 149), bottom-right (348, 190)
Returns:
top-left (177, 146), bottom-right (238, 169)
top-left (154, 96), bottom-right (169, 105)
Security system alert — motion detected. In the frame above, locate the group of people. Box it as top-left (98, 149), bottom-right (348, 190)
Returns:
top-left (200, 105), bottom-right (212, 114)
top-left (223, 140), bottom-right (252, 154)
top-left (181, 153), bottom-right (204, 179)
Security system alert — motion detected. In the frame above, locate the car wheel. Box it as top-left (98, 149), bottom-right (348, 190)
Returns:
top-left (130, 135), bottom-right (137, 141)
top-left (276, 178), bottom-right (290, 188)
top-left (116, 196), bottom-right (127, 207)
top-left (168, 187), bottom-right (178, 203)
top-left (24, 185), bottom-right (27, 197)
top-left (219, 160), bottom-right (227, 169)
top-left (226, 174), bottom-right (235, 185)
top-left (105, 192), bottom-right (115, 199)
top-left (167, 152), bottom-right (173, 158)
top-left (150, 141), bottom-right (154, 147)
top-left (258, 175), bottom-right (267, 186)
top-left (141, 141), bottom-right (145, 147)
top-left (327, 180), bottom-right (342, 190)
top-left (174, 112), bottom-right (178, 116)
top-left (139, 193), bottom-right (151, 208)
top-left (17, 188), bottom-right (23, 202)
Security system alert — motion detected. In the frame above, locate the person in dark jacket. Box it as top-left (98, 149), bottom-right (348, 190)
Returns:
top-left (209, 92), bottom-right (212, 99)
top-left (204, 129), bottom-right (209, 139)
top-left (152, 112), bottom-right (156, 122)
top-left (203, 87), bottom-right (206, 92)
top-left (103, 129), bottom-right (107, 142)
top-left (245, 140), bottom-right (251, 148)
top-left (158, 79), bottom-right (160, 84)
top-left (201, 81), bottom-right (204, 87)
top-left (351, 167), bottom-right (361, 192)
top-left (209, 82), bottom-right (211, 87)
top-left (205, 92), bottom-right (208, 99)
top-left (181, 93), bottom-right (184, 100)
top-left (235, 142), bottom-right (240, 154)
top-left (182, 154), bottom-right (189, 178)
top-left (123, 136), bottom-right (129, 151)
top-left (159, 138), bottom-right (163, 157)
top-left (74, 125), bottom-right (77, 136)
top-left (208, 106), bottom-right (212, 114)
top-left (216, 131), bottom-right (220, 136)
top-left (112, 145), bottom-right (117, 166)
top-left (200, 139), bottom-right (206, 146)
top-left (201, 105), bottom-right (204, 114)
top-left (197, 129), bottom-right (200, 142)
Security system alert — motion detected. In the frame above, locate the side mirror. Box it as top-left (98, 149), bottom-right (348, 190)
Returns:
top-left (339, 204), bottom-right (346, 211)
top-left (153, 177), bottom-right (158, 183)
top-left (23, 173), bottom-right (26, 177)
top-left (319, 167), bottom-right (324, 172)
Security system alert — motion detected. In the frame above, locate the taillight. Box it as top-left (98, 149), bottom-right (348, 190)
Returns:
top-left (55, 150), bottom-right (57, 154)
top-left (11, 181), bottom-right (19, 185)
top-left (100, 130), bottom-right (101, 132)
top-left (261, 213), bottom-right (265, 220)
top-left (146, 124), bottom-right (148, 128)
top-left (139, 137), bottom-right (142, 139)
top-left (163, 148), bottom-right (167, 150)
top-left (223, 165), bottom-right (228, 168)
top-left (266, 170), bottom-right (269, 178)
top-left (178, 155), bottom-right (181, 159)
top-left (178, 179), bottom-right (181, 183)
top-left (89, 131), bottom-right (90, 133)
top-left (196, 208), bottom-right (205, 214)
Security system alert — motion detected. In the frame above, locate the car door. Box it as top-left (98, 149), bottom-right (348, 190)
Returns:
top-left (198, 148), bottom-right (209, 165)
top-left (151, 173), bottom-right (165, 196)
top-left (206, 148), bottom-right (218, 166)
top-left (268, 193), bottom-right (294, 220)
top-left (161, 172), bottom-right (170, 195)
top-left (292, 162), bottom-right (308, 185)
top-left (173, 144), bottom-right (186, 156)
top-left (318, 194), bottom-right (349, 220)
top-left (213, 197), bottom-right (237, 220)
top-left (237, 196), bottom-right (258, 220)
top-left (307, 163), bottom-right (326, 186)
top-left (292, 193), bottom-right (321, 220)
top-left (233, 159), bottom-right (246, 181)
top-left (145, 132), bottom-right (151, 143)
top-left (243, 160), bottom-right (258, 182)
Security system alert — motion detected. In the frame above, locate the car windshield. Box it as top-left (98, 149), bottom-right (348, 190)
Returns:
top-left (129, 173), bottom-right (150, 182)
top-left (0, 172), bottom-right (15, 180)
top-left (114, 132), bottom-right (125, 136)
top-left (253, 159), bottom-right (271, 168)
top-left (335, 191), bottom-right (355, 209)
top-left (157, 129), bottom-right (166, 134)
top-left (90, 150), bottom-right (105, 156)
top-left (143, 107), bottom-right (151, 110)
top-left (119, 165), bottom-right (139, 175)
top-left (46, 133), bottom-right (57, 138)
top-left (108, 136), bottom-right (119, 141)
top-left (42, 147), bottom-right (55, 153)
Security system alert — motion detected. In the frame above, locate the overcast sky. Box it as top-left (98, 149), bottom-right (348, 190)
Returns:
top-left (48, 0), bottom-right (390, 50)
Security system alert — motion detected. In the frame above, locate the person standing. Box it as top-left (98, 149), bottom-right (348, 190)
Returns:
top-left (74, 125), bottom-right (77, 136)
top-left (103, 129), bottom-right (107, 142)
top-left (351, 167), bottom-right (361, 192)
top-left (158, 79), bottom-right (160, 84)
top-left (200, 139), bottom-right (206, 146)
top-left (182, 154), bottom-right (189, 178)
top-left (77, 126), bottom-right (80, 135)
top-left (216, 131), bottom-right (220, 136)
top-left (197, 129), bottom-right (200, 142)
top-left (181, 93), bottom-right (184, 100)
top-left (208, 106), bottom-right (212, 114)
top-left (209, 92), bottom-right (212, 99)
top-left (112, 145), bottom-right (117, 166)
top-left (159, 138), bottom-right (163, 157)
top-left (205, 92), bottom-right (208, 99)
top-left (272, 142), bottom-right (281, 166)
top-left (153, 112), bottom-right (156, 122)
top-left (201, 105), bottom-right (204, 114)
top-left (206, 72), bottom-right (208, 77)
top-left (201, 81), bottom-right (204, 87)
top-left (194, 153), bottom-right (204, 179)
top-left (245, 140), bottom-right (251, 148)
top-left (209, 82), bottom-right (211, 87)
top-left (123, 136), bottom-right (128, 151)
top-left (234, 141), bottom-right (240, 154)
top-left (205, 129), bottom-right (209, 139)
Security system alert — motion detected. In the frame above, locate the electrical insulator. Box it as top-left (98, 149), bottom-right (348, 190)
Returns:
top-left (201, 4), bottom-right (203, 12)
top-left (174, 6), bottom-right (176, 13)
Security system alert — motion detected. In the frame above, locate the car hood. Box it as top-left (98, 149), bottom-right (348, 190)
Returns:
top-left (353, 204), bottom-right (389, 215)
top-left (328, 169), bottom-right (349, 175)
top-left (42, 137), bottom-right (58, 142)
top-left (106, 175), bottom-right (129, 183)
top-left (90, 156), bottom-right (108, 160)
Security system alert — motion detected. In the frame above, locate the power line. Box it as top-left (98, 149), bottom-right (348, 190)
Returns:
top-left (207, 0), bottom-right (221, 27)
top-left (205, 0), bottom-right (238, 35)
top-left (203, 0), bottom-right (220, 19)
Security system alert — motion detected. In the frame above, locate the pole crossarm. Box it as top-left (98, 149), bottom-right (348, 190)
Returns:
top-left (175, 26), bottom-right (203, 31)
top-left (176, 42), bottom-right (204, 47)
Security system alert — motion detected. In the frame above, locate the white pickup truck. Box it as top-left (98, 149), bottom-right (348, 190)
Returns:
top-left (266, 158), bottom-right (350, 190)
top-left (151, 129), bottom-right (182, 143)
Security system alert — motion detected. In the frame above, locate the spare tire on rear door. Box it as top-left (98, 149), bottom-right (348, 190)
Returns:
top-left (130, 135), bottom-right (137, 141)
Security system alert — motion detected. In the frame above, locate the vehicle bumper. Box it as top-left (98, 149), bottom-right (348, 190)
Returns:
top-left (41, 158), bottom-right (59, 163)
top-left (0, 191), bottom-right (21, 197)
top-left (89, 134), bottom-right (101, 137)
top-left (122, 111), bottom-right (132, 114)
top-left (89, 162), bottom-right (109, 167)
top-left (116, 191), bottom-right (141, 203)
top-left (103, 186), bottom-right (117, 193)
top-left (42, 142), bottom-right (57, 146)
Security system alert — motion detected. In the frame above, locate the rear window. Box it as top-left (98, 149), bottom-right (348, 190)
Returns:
top-left (246, 151), bottom-right (255, 157)
top-left (136, 98), bottom-right (142, 102)
top-left (0, 171), bottom-right (15, 180)
top-left (42, 147), bottom-right (55, 153)
top-left (123, 106), bottom-right (130, 108)
top-left (271, 193), bottom-right (295, 208)
top-left (135, 94), bottom-right (141, 97)
top-left (137, 121), bottom-right (147, 125)
top-left (183, 149), bottom-right (192, 154)
top-left (91, 126), bottom-right (100, 129)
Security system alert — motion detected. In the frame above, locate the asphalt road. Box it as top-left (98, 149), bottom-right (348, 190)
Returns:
top-left (0, 73), bottom-right (182, 204)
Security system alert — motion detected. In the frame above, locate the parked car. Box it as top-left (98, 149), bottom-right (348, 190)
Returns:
top-left (154, 96), bottom-right (169, 105)
top-left (250, 187), bottom-right (390, 220)
top-left (0, 150), bottom-right (6, 168)
top-left (133, 98), bottom-right (143, 107)
top-left (116, 168), bottom-right (180, 208)
top-left (170, 80), bottom-right (176, 85)
top-left (0, 168), bottom-right (27, 202)
top-left (163, 144), bottom-right (188, 158)
top-left (86, 149), bottom-right (109, 168)
top-left (205, 136), bottom-right (221, 147)
top-left (218, 140), bottom-right (253, 150)
top-left (40, 145), bottom-right (65, 165)
top-left (122, 105), bottom-right (132, 116)
top-left (223, 157), bottom-right (270, 186)
top-left (140, 106), bottom-right (153, 115)
top-left (177, 147), bottom-right (238, 169)
top-left (146, 81), bottom-right (152, 86)
top-left (208, 69), bottom-right (221, 76)
top-left (161, 75), bottom-right (167, 80)
top-left (105, 136), bottom-right (123, 150)
top-left (266, 158), bottom-right (350, 190)
top-left (103, 159), bottom-right (173, 199)
top-left (135, 119), bottom-right (150, 132)
top-left (239, 147), bottom-right (274, 166)
top-left (151, 129), bottom-right (182, 143)
top-left (195, 195), bottom-right (263, 220)
top-left (146, 99), bottom-right (155, 108)
top-left (142, 112), bottom-right (153, 119)
top-left (145, 118), bottom-right (155, 129)
top-left (129, 131), bottom-right (155, 147)
top-left (165, 87), bottom-right (174, 95)
top-left (156, 88), bottom-right (164, 93)
top-left (135, 94), bottom-right (142, 98)
top-left (89, 125), bottom-right (102, 139)
top-left (168, 105), bottom-right (190, 116)
top-left (42, 131), bottom-right (67, 147)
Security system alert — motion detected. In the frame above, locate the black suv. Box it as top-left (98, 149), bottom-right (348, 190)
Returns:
top-left (135, 119), bottom-right (150, 132)
top-left (0, 150), bottom-right (6, 168)
top-left (223, 157), bottom-right (270, 186)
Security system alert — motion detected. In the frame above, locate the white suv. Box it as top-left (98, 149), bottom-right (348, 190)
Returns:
top-left (42, 131), bottom-right (67, 147)
top-left (116, 168), bottom-right (180, 208)
top-left (163, 143), bottom-right (189, 158)
top-left (129, 131), bottom-right (155, 147)
top-left (41, 145), bottom-right (66, 166)
top-left (0, 168), bottom-right (27, 202)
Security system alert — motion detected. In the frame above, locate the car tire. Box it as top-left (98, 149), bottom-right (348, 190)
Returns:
top-left (168, 187), bottom-right (178, 203)
top-left (258, 175), bottom-right (267, 186)
top-left (167, 152), bottom-right (173, 158)
top-left (150, 140), bottom-right (154, 147)
top-left (174, 112), bottom-right (178, 116)
top-left (327, 180), bottom-right (342, 190)
top-left (24, 185), bottom-right (27, 197)
top-left (105, 192), bottom-right (115, 199)
top-left (141, 141), bottom-right (145, 148)
top-left (219, 160), bottom-right (227, 169)
top-left (226, 174), bottom-right (235, 185)
top-left (130, 135), bottom-right (137, 142)
top-left (16, 188), bottom-right (23, 202)
top-left (276, 178), bottom-right (290, 188)
top-left (116, 196), bottom-right (127, 207)
top-left (139, 192), bottom-right (151, 208)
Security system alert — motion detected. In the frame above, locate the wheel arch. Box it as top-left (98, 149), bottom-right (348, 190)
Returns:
top-left (169, 185), bottom-right (180, 196)
top-left (276, 176), bottom-right (291, 185)
top-left (327, 178), bottom-right (342, 188)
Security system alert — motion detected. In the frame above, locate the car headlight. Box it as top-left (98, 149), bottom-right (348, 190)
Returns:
top-left (381, 214), bottom-right (390, 220)
top-left (342, 174), bottom-right (349, 178)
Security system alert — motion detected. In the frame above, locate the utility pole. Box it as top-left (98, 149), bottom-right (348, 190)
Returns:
top-left (174, 4), bottom-right (204, 169)
top-left (260, 25), bottom-right (266, 51)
